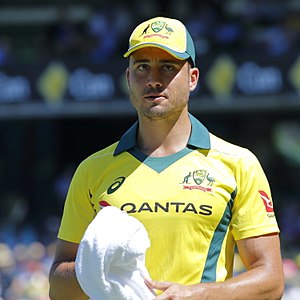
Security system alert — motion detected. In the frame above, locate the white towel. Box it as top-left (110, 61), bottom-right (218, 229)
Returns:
top-left (75, 206), bottom-right (155, 300)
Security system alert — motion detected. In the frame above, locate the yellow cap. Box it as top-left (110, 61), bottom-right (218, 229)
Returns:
top-left (123, 16), bottom-right (196, 66)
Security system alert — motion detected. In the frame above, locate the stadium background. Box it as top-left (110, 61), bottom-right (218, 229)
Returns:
top-left (0, 0), bottom-right (300, 299)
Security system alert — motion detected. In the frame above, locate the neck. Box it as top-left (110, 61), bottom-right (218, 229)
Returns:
top-left (136, 111), bottom-right (191, 157)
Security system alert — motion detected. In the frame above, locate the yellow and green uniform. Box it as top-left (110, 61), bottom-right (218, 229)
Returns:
top-left (58, 114), bottom-right (279, 284)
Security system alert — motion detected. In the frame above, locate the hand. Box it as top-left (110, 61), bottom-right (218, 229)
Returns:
top-left (145, 279), bottom-right (199, 300)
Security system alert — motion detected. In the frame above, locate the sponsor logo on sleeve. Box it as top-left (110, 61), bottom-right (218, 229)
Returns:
top-left (259, 190), bottom-right (274, 213)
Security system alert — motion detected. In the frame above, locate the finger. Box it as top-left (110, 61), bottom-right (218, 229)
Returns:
top-left (146, 279), bottom-right (172, 291)
top-left (143, 278), bottom-right (157, 296)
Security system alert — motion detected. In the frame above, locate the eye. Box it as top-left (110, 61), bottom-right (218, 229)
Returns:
top-left (137, 64), bottom-right (149, 71)
top-left (162, 64), bottom-right (176, 72)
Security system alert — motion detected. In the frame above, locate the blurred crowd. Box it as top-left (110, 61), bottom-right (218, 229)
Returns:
top-left (0, 240), bottom-right (54, 300)
top-left (0, 0), bottom-right (299, 66)
top-left (0, 0), bottom-right (300, 299)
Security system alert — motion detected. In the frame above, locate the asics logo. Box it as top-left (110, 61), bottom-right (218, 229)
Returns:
top-left (107, 176), bottom-right (126, 194)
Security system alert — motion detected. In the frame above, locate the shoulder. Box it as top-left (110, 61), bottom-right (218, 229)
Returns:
top-left (208, 134), bottom-right (269, 192)
top-left (86, 142), bottom-right (118, 161)
top-left (209, 133), bottom-right (259, 165)
top-left (76, 142), bottom-right (119, 173)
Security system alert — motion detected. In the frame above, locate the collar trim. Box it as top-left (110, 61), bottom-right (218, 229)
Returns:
top-left (114, 114), bottom-right (211, 156)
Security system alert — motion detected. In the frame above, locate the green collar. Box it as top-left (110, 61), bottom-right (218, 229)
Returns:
top-left (114, 113), bottom-right (211, 156)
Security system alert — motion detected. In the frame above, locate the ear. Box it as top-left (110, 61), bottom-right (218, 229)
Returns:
top-left (189, 67), bottom-right (200, 92)
top-left (125, 67), bottom-right (130, 89)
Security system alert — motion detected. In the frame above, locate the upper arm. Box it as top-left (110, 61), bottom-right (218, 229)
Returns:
top-left (235, 233), bottom-right (285, 299)
top-left (236, 233), bottom-right (283, 273)
top-left (51, 238), bottom-right (79, 267)
top-left (49, 239), bottom-right (89, 300)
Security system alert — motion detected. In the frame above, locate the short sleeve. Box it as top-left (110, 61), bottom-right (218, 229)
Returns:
top-left (231, 150), bottom-right (279, 241)
top-left (58, 160), bottom-right (96, 243)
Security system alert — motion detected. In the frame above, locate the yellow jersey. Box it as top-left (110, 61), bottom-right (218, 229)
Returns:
top-left (58, 114), bottom-right (279, 284)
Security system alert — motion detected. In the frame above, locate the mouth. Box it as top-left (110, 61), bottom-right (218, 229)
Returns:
top-left (144, 94), bottom-right (166, 101)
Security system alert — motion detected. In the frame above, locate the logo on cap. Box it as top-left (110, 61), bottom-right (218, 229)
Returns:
top-left (151, 21), bottom-right (165, 33)
top-left (140, 24), bottom-right (150, 36)
top-left (150, 21), bottom-right (174, 35)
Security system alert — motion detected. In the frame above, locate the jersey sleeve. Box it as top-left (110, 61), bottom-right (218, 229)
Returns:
top-left (57, 160), bottom-right (96, 243)
top-left (231, 150), bottom-right (280, 241)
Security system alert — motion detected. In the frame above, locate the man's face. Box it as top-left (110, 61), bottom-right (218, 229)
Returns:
top-left (126, 47), bottom-right (199, 120)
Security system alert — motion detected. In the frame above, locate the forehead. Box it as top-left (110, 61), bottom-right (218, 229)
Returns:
top-left (130, 47), bottom-right (183, 63)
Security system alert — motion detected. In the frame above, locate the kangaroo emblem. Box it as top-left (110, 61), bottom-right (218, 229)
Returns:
top-left (140, 24), bottom-right (150, 36)
top-left (181, 172), bottom-right (192, 184)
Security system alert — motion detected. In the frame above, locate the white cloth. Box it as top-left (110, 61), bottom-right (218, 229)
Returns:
top-left (75, 206), bottom-right (155, 300)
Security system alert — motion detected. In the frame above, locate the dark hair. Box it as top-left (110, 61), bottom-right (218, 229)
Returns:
top-left (187, 57), bottom-right (195, 68)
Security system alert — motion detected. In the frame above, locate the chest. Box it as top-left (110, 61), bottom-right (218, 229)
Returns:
top-left (89, 152), bottom-right (236, 230)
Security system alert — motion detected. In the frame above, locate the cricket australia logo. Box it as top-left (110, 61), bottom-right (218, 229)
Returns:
top-left (150, 21), bottom-right (174, 35)
top-left (151, 21), bottom-right (166, 33)
top-left (180, 170), bottom-right (215, 192)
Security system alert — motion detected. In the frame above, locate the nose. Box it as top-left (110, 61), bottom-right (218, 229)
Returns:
top-left (147, 68), bottom-right (163, 88)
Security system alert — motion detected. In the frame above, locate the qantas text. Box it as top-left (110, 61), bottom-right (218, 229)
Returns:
top-left (120, 202), bottom-right (213, 215)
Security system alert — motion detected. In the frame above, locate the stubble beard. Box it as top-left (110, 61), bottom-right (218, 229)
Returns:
top-left (129, 90), bottom-right (167, 120)
top-left (130, 88), bottom-right (188, 120)
top-left (141, 103), bottom-right (169, 119)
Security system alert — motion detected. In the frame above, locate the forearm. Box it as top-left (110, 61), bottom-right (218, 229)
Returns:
top-left (151, 265), bottom-right (284, 300)
top-left (189, 234), bottom-right (284, 300)
top-left (49, 261), bottom-right (89, 300)
top-left (195, 266), bottom-right (284, 300)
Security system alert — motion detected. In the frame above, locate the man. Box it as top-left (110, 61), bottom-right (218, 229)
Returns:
top-left (49, 16), bottom-right (284, 299)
